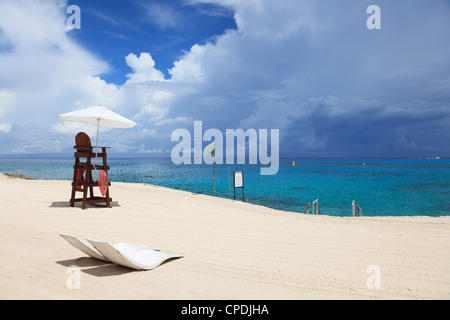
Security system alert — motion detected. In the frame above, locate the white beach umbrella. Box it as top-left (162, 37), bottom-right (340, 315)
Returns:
top-left (59, 105), bottom-right (137, 172)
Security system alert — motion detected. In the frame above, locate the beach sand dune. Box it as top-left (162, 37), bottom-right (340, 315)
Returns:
top-left (0, 173), bottom-right (449, 299)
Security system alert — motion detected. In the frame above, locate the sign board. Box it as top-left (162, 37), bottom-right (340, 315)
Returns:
top-left (233, 171), bottom-right (244, 201)
top-left (234, 171), bottom-right (243, 188)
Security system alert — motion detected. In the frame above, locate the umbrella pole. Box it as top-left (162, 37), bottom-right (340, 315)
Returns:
top-left (94, 118), bottom-right (99, 181)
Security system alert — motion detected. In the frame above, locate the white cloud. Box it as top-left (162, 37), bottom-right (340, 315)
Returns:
top-left (169, 44), bottom-right (206, 83)
top-left (125, 53), bottom-right (166, 83)
top-left (165, 0), bottom-right (450, 156)
top-left (0, 90), bottom-right (14, 133)
top-left (52, 121), bottom-right (101, 137)
top-left (140, 3), bottom-right (179, 29)
top-left (74, 76), bottom-right (123, 108)
top-left (1, 0), bottom-right (450, 157)
top-left (0, 123), bottom-right (12, 133)
top-left (141, 103), bottom-right (169, 121)
top-left (0, 89), bottom-right (14, 117)
top-left (137, 146), bottom-right (168, 154)
top-left (0, 0), bottom-right (108, 88)
top-left (0, 0), bottom-right (110, 148)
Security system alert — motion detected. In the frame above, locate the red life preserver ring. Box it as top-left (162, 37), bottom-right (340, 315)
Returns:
top-left (98, 170), bottom-right (108, 196)
top-left (76, 169), bottom-right (82, 189)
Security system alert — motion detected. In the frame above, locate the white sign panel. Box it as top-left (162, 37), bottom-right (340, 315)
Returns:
top-left (234, 171), bottom-right (243, 188)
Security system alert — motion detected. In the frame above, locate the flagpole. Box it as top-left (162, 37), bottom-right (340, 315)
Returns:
top-left (228, 167), bottom-right (231, 199)
top-left (203, 141), bottom-right (216, 197)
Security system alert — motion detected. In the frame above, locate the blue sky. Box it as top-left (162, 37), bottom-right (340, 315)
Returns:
top-left (0, 0), bottom-right (450, 159)
top-left (69, 0), bottom-right (236, 84)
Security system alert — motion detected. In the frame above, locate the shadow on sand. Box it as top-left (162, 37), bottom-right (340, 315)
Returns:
top-left (55, 257), bottom-right (134, 277)
top-left (49, 201), bottom-right (121, 209)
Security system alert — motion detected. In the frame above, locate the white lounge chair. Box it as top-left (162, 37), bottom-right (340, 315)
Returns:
top-left (87, 238), bottom-right (183, 270)
top-left (60, 233), bottom-right (109, 261)
top-left (60, 233), bottom-right (161, 263)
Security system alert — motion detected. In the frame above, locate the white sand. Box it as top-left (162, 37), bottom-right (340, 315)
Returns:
top-left (0, 173), bottom-right (449, 300)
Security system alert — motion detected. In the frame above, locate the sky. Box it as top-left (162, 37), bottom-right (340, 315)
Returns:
top-left (0, 0), bottom-right (449, 159)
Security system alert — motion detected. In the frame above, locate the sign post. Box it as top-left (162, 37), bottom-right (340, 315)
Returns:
top-left (233, 171), bottom-right (244, 201)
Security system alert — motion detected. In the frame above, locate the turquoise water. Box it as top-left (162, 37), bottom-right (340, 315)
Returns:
top-left (1, 158), bottom-right (450, 217)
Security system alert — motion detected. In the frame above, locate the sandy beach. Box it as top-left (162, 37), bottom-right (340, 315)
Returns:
top-left (0, 173), bottom-right (449, 300)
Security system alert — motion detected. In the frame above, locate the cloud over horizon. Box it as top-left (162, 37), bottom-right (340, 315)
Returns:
top-left (0, 0), bottom-right (449, 158)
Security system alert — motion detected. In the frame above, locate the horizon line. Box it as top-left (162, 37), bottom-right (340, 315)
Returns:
top-left (0, 156), bottom-right (448, 160)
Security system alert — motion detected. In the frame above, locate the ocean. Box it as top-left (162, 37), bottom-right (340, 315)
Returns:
top-left (1, 158), bottom-right (449, 217)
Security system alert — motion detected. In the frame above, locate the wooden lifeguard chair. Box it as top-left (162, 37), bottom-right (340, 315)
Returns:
top-left (70, 132), bottom-right (112, 209)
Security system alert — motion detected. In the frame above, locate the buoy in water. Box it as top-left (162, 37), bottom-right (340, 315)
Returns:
top-left (292, 161), bottom-right (295, 166)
